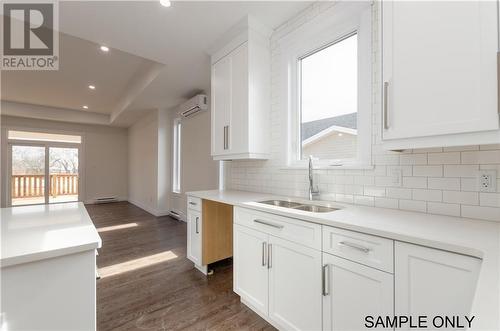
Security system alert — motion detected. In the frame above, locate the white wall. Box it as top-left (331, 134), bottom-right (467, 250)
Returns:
top-left (128, 111), bottom-right (160, 215)
top-left (0, 115), bottom-right (128, 207)
top-left (225, 2), bottom-right (500, 222)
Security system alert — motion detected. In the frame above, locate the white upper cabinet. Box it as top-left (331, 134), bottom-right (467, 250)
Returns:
top-left (210, 17), bottom-right (271, 160)
top-left (381, 1), bottom-right (499, 149)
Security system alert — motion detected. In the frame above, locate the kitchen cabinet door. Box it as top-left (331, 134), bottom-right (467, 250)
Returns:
top-left (395, 242), bottom-right (481, 330)
top-left (228, 42), bottom-right (249, 155)
top-left (268, 236), bottom-right (322, 331)
top-left (233, 224), bottom-right (269, 317)
top-left (382, 1), bottom-right (498, 141)
top-left (211, 55), bottom-right (231, 156)
top-left (322, 253), bottom-right (393, 331)
top-left (187, 210), bottom-right (202, 266)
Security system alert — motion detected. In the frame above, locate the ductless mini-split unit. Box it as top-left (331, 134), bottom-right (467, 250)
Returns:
top-left (179, 94), bottom-right (208, 118)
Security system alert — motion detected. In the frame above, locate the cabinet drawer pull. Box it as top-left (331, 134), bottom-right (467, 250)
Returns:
top-left (262, 242), bottom-right (267, 267)
top-left (195, 216), bottom-right (199, 234)
top-left (383, 81), bottom-right (389, 130)
top-left (267, 243), bottom-right (272, 269)
top-left (338, 241), bottom-right (371, 253)
top-left (322, 264), bottom-right (330, 296)
top-left (253, 219), bottom-right (284, 229)
top-left (189, 202), bottom-right (197, 206)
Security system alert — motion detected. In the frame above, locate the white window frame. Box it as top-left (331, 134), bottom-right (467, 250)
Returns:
top-left (172, 118), bottom-right (182, 194)
top-left (283, 2), bottom-right (373, 169)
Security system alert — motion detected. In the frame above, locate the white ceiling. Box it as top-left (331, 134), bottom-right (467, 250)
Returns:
top-left (1, 1), bottom-right (312, 126)
top-left (1, 33), bottom-right (162, 115)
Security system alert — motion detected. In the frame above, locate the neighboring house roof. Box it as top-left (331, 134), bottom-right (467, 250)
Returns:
top-left (301, 112), bottom-right (357, 142)
top-left (302, 125), bottom-right (357, 147)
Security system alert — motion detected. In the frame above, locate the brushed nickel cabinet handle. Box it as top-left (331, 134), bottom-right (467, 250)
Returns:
top-left (262, 242), bottom-right (267, 267)
top-left (322, 264), bottom-right (330, 296)
top-left (195, 216), bottom-right (199, 234)
top-left (338, 241), bottom-right (371, 253)
top-left (383, 81), bottom-right (389, 130)
top-left (267, 243), bottom-right (272, 269)
top-left (189, 202), bottom-right (197, 206)
top-left (223, 125), bottom-right (229, 150)
top-left (253, 219), bottom-right (284, 229)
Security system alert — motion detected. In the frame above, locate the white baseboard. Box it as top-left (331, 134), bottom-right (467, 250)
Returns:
top-left (127, 199), bottom-right (171, 217)
top-left (84, 196), bottom-right (127, 205)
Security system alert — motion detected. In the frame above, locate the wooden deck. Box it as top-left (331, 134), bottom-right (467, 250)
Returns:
top-left (85, 202), bottom-right (274, 331)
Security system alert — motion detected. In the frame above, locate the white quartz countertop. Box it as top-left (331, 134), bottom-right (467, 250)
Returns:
top-left (1, 202), bottom-right (102, 268)
top-left (187, 190), bottom-right (499, 258)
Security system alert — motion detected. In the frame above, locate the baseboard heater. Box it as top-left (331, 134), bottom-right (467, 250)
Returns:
top-left (94, 196), bottom-right (118, 204)
top-left (169, 210), bottom-right (182, 220)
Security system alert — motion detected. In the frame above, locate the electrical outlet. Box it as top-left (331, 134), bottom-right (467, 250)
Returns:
top-left (477, 170), bottom-right (497, 192)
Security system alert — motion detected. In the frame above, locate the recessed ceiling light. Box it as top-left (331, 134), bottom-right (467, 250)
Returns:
top-left (88, 85), bottom-right (96, 90)
top-left (100, 45), bottom-right (109, 52)
top-left (338, 133), bottom-right (343, 137)
top-left (82, 105), bottom-right (89, 109)
top-left (160, 0), bottom-right (171, 7)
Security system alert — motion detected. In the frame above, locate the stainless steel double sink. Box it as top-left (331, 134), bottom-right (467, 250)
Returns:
top-left (258, 200), bottom-right (339, 213)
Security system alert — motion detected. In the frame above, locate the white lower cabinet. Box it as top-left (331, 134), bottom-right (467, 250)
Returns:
top-left (233, 223), bottom-right (322, 330)
top-left (322, 253), bottom-right (393, 331)
top-left (268, 236), bottom-right (322, 331)
top-left (187, 209), bottom-right (202, 266)
top-left (395, 242), bottom-right (481, 329)
top-left (233, 224), bottom-right (269, 316)
top-left (233, 207), bottom-right (482, 331)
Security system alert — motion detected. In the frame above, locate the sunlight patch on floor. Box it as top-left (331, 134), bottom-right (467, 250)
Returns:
top-left (97, 222), bottom-right (138, 232)
top-left (98, 251), bottom-right (178, 278)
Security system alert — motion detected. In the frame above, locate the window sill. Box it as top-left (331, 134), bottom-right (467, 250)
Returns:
top-left (281, 163), bottom-right (374, 171)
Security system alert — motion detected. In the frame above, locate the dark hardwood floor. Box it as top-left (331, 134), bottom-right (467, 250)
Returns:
top-left (85, 202), bottom-right (274, 331)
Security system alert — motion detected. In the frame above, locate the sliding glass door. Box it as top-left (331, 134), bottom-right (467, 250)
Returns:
top-left (8, 131), bottom-right (82, 207)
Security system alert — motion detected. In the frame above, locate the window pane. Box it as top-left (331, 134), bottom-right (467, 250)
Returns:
top-left (49, 147), bottom-right (79, 204)
top-left (11, 145), bottom-right (45, 206)
top-left (300, 33), bottom-right (358, 160)
top-left (172, 119), bottom-right (181, 193)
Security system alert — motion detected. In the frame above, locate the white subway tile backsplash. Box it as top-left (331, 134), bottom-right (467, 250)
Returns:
top-left (427, 202), bottom-right (461, 217)
top-left (400, 154), bottom-right (427, 165)
top-left (443, 191), bottom-right (479, 205)
top-left (461, 205), bottom-right (500, 222)
top-left (386, 187), bottom-right (412, 199)
top-left (428, 152), bottom-right (460, 165)
top-left (413, 165), bottom-right (443, 177)
top-left (444, 165), bottom-right (479, 177)
top-left (224, 3), bottom-right (500, 222)
top-left (374, 197), bottom-right (399, 209)
top-left (412, 189), bottom-right (442, 202)
top-left (428, 177), bottom-right (460, 191)
top-left (479, 193), bottom-right (500, 208)
top-left (399, 200), bottom-right (427, 213)
top-left (403, 177), bottom-right (427, 189)
top-left (461, 150), bottom-right (500, 164)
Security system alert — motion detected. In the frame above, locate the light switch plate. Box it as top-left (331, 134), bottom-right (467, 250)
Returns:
top-left (477, 170), bottom-right (497, 192)
top-left (390, 167), bottom-right (402, 187)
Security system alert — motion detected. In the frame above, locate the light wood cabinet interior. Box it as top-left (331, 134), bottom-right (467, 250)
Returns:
top-left (202, 200), bottom-right (233, 265)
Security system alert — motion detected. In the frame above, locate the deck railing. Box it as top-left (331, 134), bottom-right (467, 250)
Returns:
top-left (11, 174), bottom-right (78, 199)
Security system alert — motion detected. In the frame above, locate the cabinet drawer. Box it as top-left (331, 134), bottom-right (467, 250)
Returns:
top-left (234, 207), bottom-right (321, 250)
top-left (187, 196), bottom-right (202, 212)
top-left (322, 226), bottom-right (393, 273)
